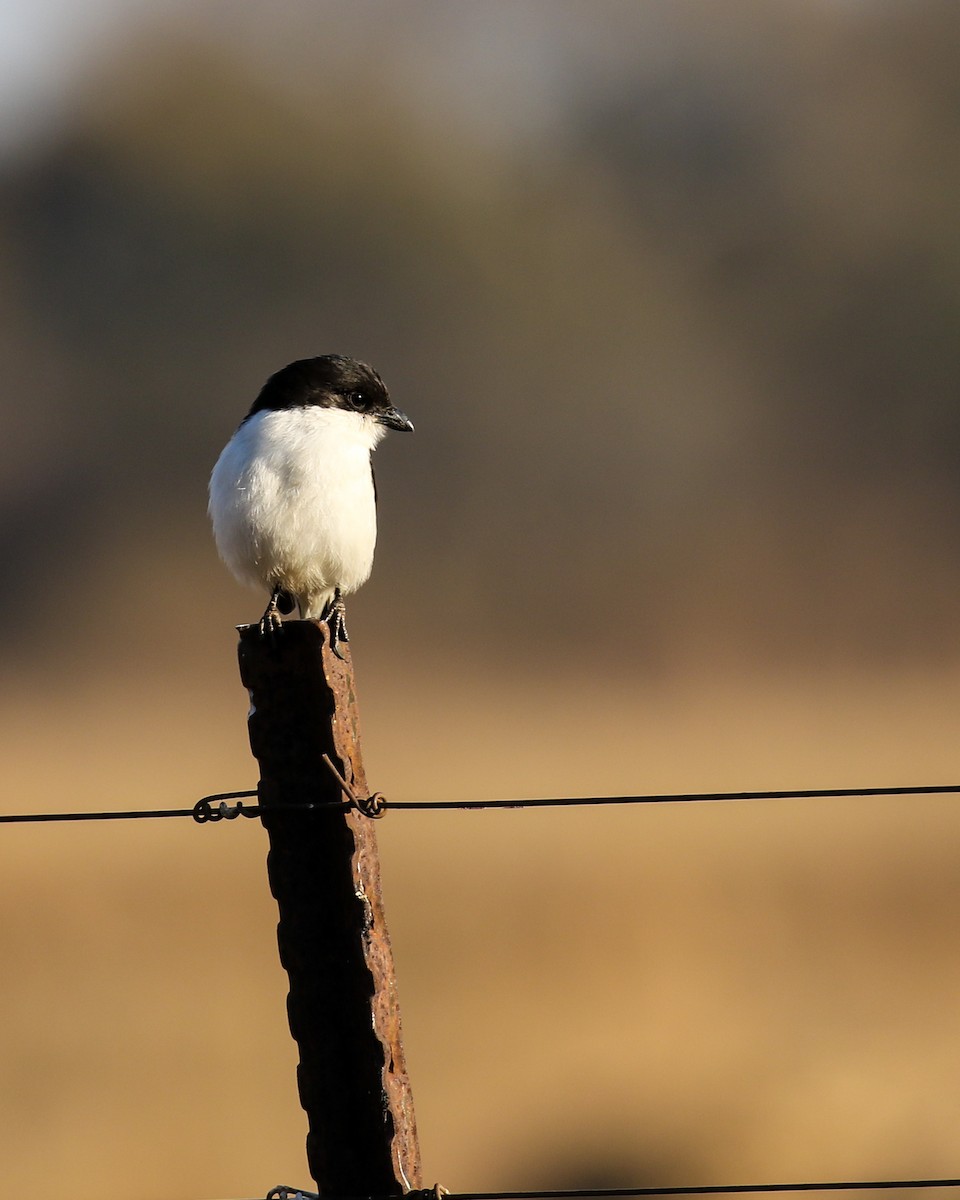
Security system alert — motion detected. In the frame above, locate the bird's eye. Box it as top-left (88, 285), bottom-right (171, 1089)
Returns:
top-left (344, 390), bottom-right (367, 411)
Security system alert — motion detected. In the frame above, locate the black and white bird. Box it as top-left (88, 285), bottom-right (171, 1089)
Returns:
top-left (209, 355), bottom-right (413, 650)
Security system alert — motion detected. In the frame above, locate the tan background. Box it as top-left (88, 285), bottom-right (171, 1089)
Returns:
top-left (3, 3), bottom-right (960, 1198)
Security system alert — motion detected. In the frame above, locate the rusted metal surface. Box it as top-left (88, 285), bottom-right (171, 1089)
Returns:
top-left (238, 619), bottom-right (421, 1195)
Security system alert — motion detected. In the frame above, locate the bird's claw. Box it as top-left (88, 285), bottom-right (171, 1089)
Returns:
top-left (259, 586), bottom-right (286, 638)
top-left (259, 610), bottom-right (284, 638)
top-left (325, 589), bottom-right (350, 659)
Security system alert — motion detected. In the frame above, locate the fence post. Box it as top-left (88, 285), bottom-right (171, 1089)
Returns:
top-left (238, 618), bottom-right (421, 1195)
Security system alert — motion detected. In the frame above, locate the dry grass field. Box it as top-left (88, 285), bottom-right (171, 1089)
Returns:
top-left (4, 610), bottom-right (960, 1199)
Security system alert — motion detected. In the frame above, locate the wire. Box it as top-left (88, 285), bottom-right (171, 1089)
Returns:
top-left (262, 1179), bottom-right (960, 1200)
top-left (2, 784), bottom-right (960, 826)
top-left (441, 1181), bottom-right (960, 1200)
top-left (384, 784), bottom-right (960, 810)
top-left (381, 782), bottom-right (960, 811)
top-left (0, 807), bottom-right (196, 823)
top-left (0, 791), bottom-right (258, 825)
top-left (262, 1181), bottom-right (960, 1200)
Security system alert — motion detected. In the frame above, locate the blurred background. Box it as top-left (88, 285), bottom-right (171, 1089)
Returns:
top-left (3, 0), bottom-right (960, 1197)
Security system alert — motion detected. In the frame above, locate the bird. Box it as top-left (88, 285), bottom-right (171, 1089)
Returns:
top-left (208, 354), bottom-right (413, 653)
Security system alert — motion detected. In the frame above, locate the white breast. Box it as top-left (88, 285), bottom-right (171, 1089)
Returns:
top-left (209, 406), bottom-right (384, 616)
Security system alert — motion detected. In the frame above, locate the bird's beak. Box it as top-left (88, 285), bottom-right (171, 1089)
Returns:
top-left (379, 406), bottom-right (415, 433)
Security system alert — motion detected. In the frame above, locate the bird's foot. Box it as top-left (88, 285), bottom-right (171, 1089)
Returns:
top-left (259, 586), bottom-right (288, 638)
top-left (323, 588), bottom-right (350, 660)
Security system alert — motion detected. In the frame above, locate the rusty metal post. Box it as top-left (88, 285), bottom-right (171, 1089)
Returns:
top-left (238, 618), bottom-right (421, 1195)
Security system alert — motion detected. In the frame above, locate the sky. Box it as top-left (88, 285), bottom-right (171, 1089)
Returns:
top-left (0, 0), bottom-right (869, 153)
top-left (0, 0), bottom-right (156, 148)
top-left (0, 0), bottom-right (574, 152)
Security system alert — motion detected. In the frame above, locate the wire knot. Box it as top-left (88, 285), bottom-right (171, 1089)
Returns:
top-left (322, 753), bottom-right (388, 819)
top-left (266, 1188), bottom-right (320, 1200)
top-left (192, 796), bottom-right (258, 823)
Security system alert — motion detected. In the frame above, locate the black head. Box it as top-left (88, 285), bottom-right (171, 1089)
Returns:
top-left (245, 355), bottom-right (413, 431)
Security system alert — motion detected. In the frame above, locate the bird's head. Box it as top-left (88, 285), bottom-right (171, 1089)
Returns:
top-left (247, 355), bottom-right (414, 435)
